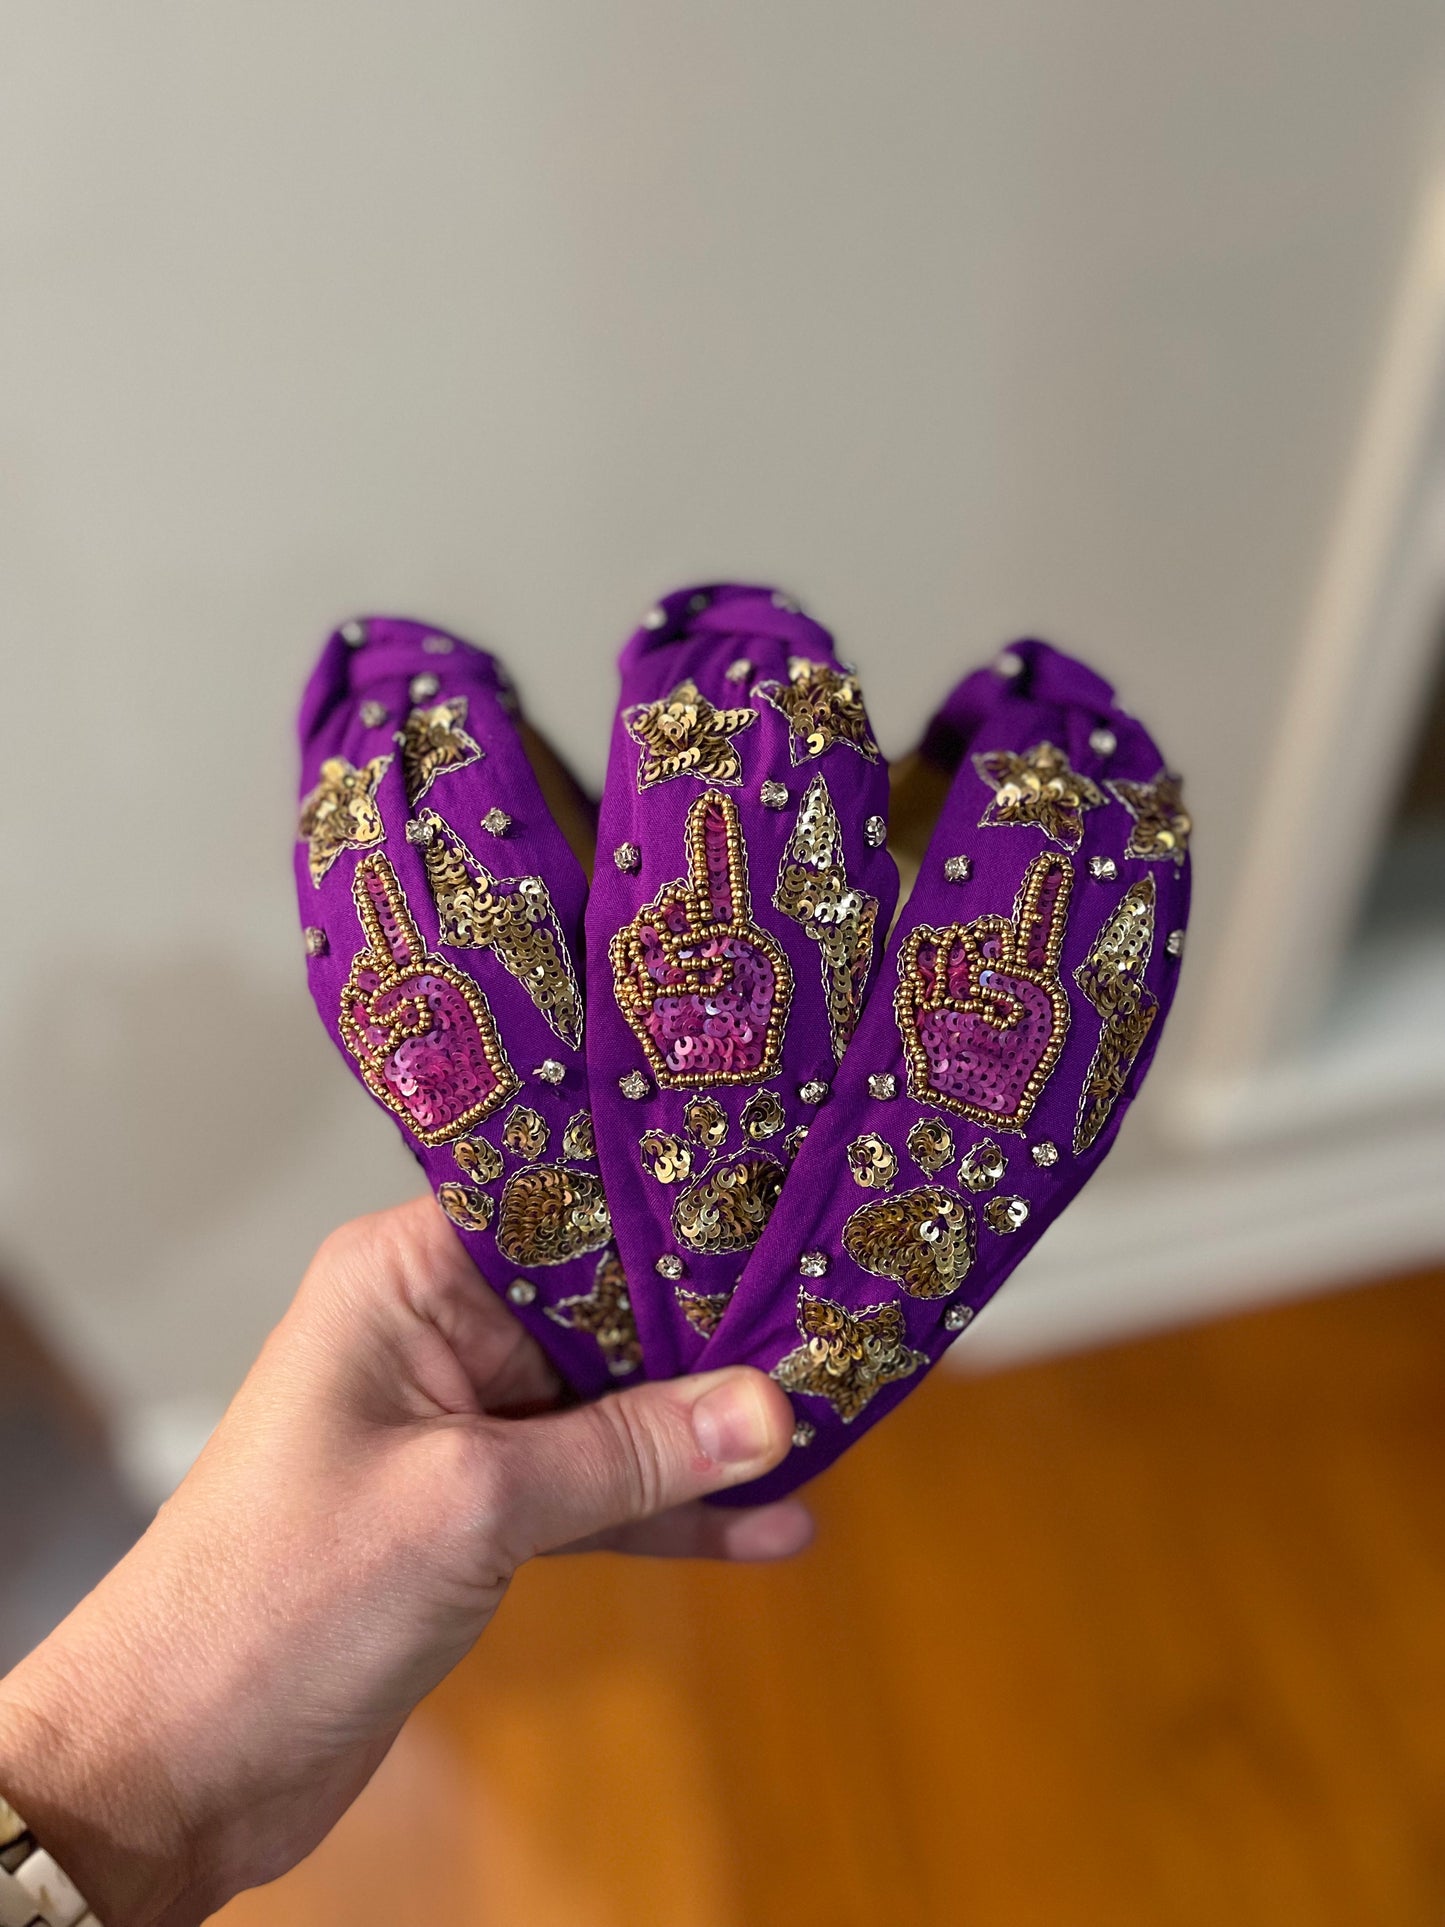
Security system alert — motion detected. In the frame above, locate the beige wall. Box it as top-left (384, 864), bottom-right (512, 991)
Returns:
top-left (3, 1), bottom-right (1443, 1430)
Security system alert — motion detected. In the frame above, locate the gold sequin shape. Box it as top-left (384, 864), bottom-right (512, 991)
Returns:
top-left (847, 1133), bottom-right (898, 1190)
top-left (436, 1183), bottom-right (495, 1233)
top-left (774, 774), bottom-right (881, 1061)
top-left (755, 658), bottom-right (880, 764)
top-left (983, 1195), bottom-right (1029, 1234)
top-left (674, 1153), bottom-right (786, 1255)
top-left (496, 1164), bottom-right (612, 1266)
top-left (560, 1110), bottom-right (595, 1160)
top-left (684, 1095), bottom-right (729, 1147)
top-left (639, 1131), bottom-right (694, 1184)
top-left (958, 1137), bottom-right (1007, 1193)
top-left (676, 1288), bottom-right (733, 1338)
top-left (1073, 875), bottom-right (1160, 1153)
top-left (545, 1252), bottom-right (642, 1374)
top-left (771, 1290), bottom-right (925, 1424)
top-left (623, 679), bottom-right (758, 789)
top-left (741, 1089), bottom-right (786, 1141)
top-left (454, 1136), bottom-right (504, 1184)
top-left (783, 1125), bottom-right (809, 1164)
top-left (906, 1118), bottom-right (955, 1177)
top-left (298, 754), bottom-right (391, 886)
top-left (973, 742), bottom-right (1104, 852)
top-left (414, 811), bottom-right (583, 1047)
top-left (1107, 771), bottom-right (1191, 866)
top-left (501, 1105), bottom-right (549, 1160)
top-left (397, 698), bottom-right (482, 805)
top-left (842, 1186), bottom-right (977, 1299)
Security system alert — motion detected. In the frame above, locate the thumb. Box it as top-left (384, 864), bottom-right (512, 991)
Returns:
top-left (490, 1368), bottom-right (795, 1560)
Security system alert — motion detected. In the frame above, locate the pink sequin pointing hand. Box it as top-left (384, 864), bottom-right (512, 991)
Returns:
top-left (340, 854), bottom-right (520, 1145)
top-left (610, 791), bottom-right (791, 1087)
top-left (896, 853), bottom-right (1073, 1131)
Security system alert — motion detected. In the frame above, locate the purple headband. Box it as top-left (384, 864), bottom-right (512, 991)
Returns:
top-left (294, 589), bottom-right (1191, 1500)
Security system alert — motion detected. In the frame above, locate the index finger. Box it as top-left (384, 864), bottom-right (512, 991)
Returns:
top-left (683, 790), bottom-right (746, 925)
top-left (353, 853), bottom-right (427, 970)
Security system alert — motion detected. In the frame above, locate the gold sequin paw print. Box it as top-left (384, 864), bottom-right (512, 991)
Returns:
top-left (842, 1186), bottom-right (977, 1299)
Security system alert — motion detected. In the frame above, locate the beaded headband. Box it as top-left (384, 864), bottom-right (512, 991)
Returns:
top-left (295, 587), bottom-right (1190, 1499)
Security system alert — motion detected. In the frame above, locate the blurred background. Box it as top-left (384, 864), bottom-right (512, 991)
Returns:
top-left (3, 3), bottom-right (1445, 1921)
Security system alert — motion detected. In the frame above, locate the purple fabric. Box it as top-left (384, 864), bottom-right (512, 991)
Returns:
top-left (295, 617), bottom-right (627, 1400)
top-left (293, 592), bottom-right (1191, 1502)
top-left (584, 585), bottom-right (897, 1380)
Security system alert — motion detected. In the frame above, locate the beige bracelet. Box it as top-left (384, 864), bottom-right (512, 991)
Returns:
top-left (0, 1799), bottom-right (100, 1927)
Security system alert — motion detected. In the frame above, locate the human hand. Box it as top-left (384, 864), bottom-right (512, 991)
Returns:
top-left (610, 791), bottom-right (790, 1085)
top-left (896, 853), bottom-right (1072, 1130)
top-left (0, 1198), bottom-right (806, 1926)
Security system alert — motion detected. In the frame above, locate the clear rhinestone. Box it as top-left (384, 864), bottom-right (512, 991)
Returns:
top-left (771, 590), bottom-right (801, 612)
top-left (1088, 855), bottom-right (1119, 881)
top-left (791, 1419), bottom-right (816, 1447)
top-left (608, 1357), bottom-right (638, 1376)
top-left (339, 619), bottom-right (366, 647)
top-left (867, 1073), bottom-right (898, 1100)
top-left (995, 650), bottom-right (1024, 678)
top-left (620, 1071), bottom-right (651, 1100)
top-left (480, 808), bottom-right (513, 836)
top-left (799, 1080), bottom-right (830, 1105)
top-left (864, 816), bottom-right (887, 848)
top-left (1031, 1140), bottom-right (1060, 1168)
top-left (1089, 726), bottom-right (1118, 757)
top-left (422, 633), bottom-right (454, 654)
top-left (688, 592), bottom-right (710, 613)
top-left (655, 1254), bottom-right (685, 1280)
top-left (535, 1059), bottom-right (565, 1086)
top-left (507, 1279), bottom-right (537, 1306)
top-left (404, 818), bottom-right (437, 846)
top-left (799, 1251), bottom-right (830, 1278)
top-left (641, 605), bottom-right (667, 630)
top-left (724, 658), bottom-right (753, 684)
top-left (614, 842), bottom-right (642, 873)
top-left (943, 855), bottom-right (972, 884)
top-left (984, 1196), bottom-right (1030, 1234)
top-left (359, 699), bottom-right (388, 727)
top-left (943, 1304), bottom-right (974, 1333)
top-left (409, 672), bottom-right (440, 703)
top-left (303, 926), bottom-right (328, 958)
top-left (1166, 929), bottom-right (1185, 958)
top-left (761, 780), bottom-right (790, 810)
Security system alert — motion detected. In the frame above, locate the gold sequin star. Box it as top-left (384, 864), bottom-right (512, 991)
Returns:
top-left (624, 679), bottom-right (757, 788)
top-left (770, 1289), bottom-right (925, 1424)
top-left (756, 657), bottom-right (879, 764)
top-left (973, 741), bottom-right (1104, 851)
top-left (544, 1252), bottom-right (643, 1374)
top-left (297, 754), bottom-right (391, 886)
top-left (676, 1287), bottom-right (732, 1338)
top-left (1107, 771), bottom-right (1191, 865)
top-left (397, 698), bottom-right (483, 805)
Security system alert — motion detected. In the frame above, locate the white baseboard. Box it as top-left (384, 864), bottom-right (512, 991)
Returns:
top-left (951, 1107), bottom-right (1445, 1373)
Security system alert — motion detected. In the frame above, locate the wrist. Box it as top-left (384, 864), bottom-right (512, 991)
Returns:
top-left (0, 1606), bottom-right (206, 1927)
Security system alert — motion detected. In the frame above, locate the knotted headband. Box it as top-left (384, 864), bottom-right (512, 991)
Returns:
top-left (295, 588), bottom-right (1191, 1500)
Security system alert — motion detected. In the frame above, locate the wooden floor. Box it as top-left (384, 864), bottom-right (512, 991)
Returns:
top-left (219, 1269), bottom-right (1445, 1927)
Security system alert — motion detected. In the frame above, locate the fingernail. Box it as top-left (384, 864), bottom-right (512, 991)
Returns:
top-left (691, 1375), bottom-right (773, 1467)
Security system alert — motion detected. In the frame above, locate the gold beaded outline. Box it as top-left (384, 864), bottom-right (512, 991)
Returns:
top-left (339, 853), bottom-right (520, 1146)
top-left (893, 852), bottom-right (1073, 1133)
top-left (609, 790), bottom-right (793, 1088)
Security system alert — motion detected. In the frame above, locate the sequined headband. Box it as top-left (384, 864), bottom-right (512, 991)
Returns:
top-left (295, 585), bottom-right (1191, 1501)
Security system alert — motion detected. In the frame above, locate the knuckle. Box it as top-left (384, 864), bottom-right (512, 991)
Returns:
top-left (595, 1392), bottom-right (672, 1518)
